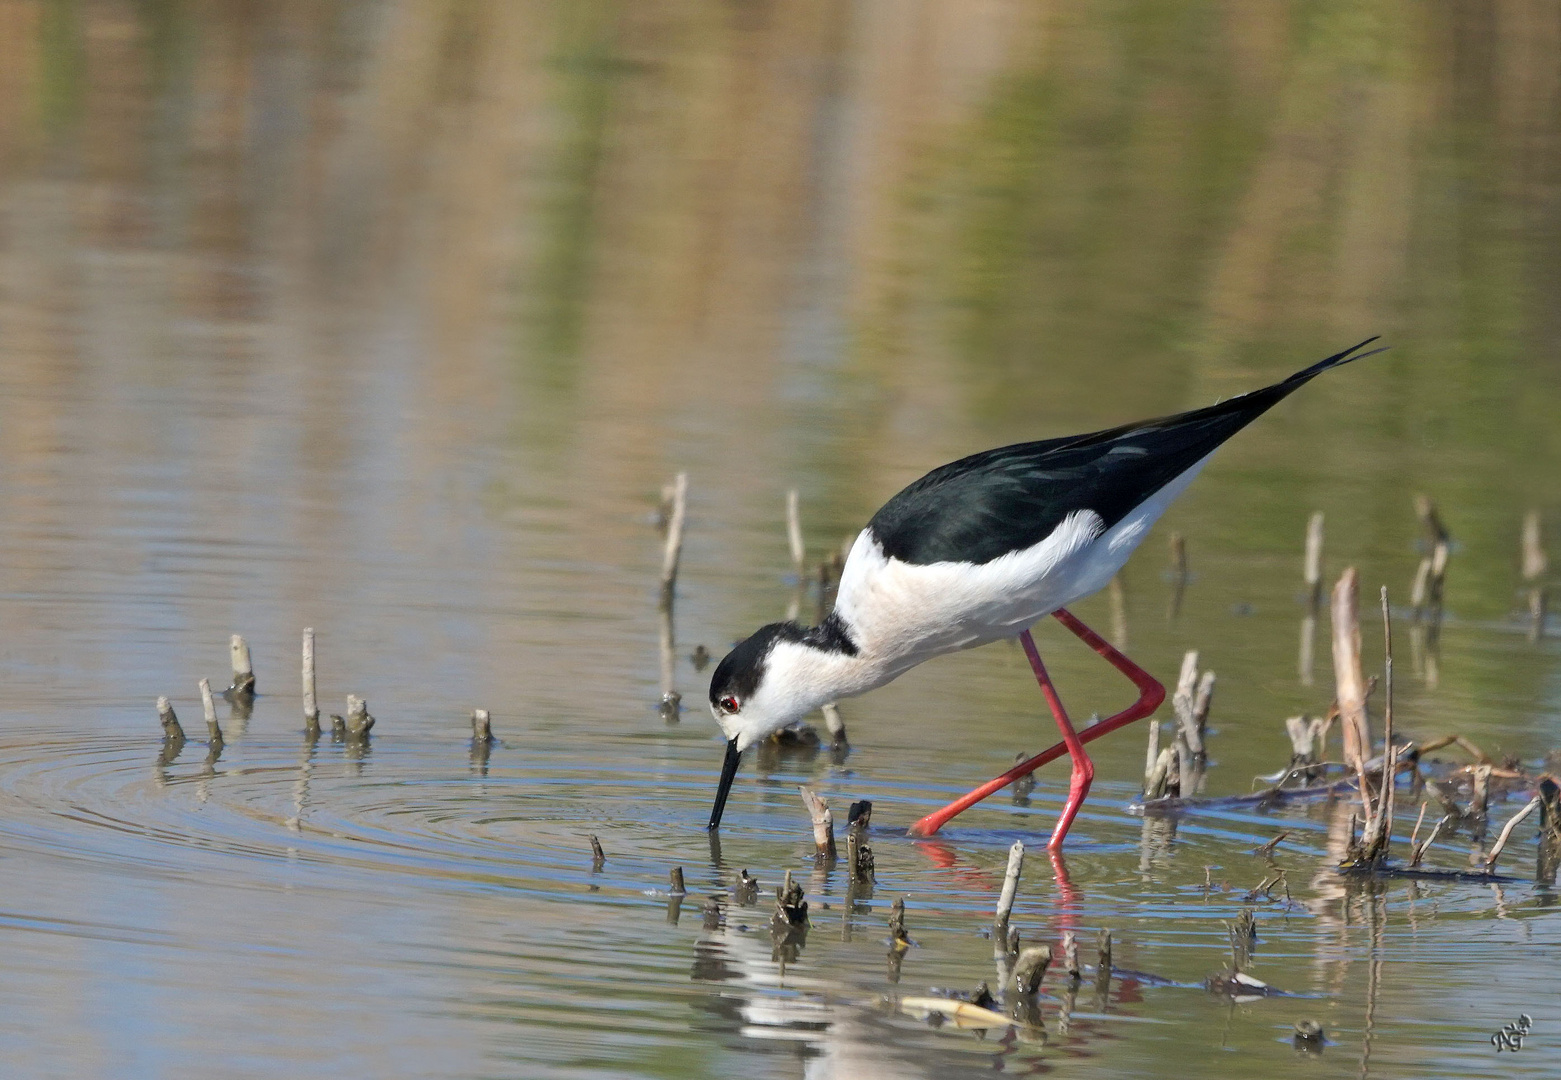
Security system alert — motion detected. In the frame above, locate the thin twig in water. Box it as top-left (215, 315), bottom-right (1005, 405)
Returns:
top-left (1484, 796), bottom-right (1541, 873)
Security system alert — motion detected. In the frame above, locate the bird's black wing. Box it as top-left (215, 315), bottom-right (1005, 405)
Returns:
top-left (867, 339), bottom-right (1383, 566)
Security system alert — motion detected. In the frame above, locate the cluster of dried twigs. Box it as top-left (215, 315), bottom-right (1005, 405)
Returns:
top-left (1133, 502), bottom-right (1560, 883)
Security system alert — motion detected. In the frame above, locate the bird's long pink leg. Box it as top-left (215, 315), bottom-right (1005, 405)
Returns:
top-left (1016, 629), bottom-right (1090, 850)
top-left (906, 608), bottom-right (1165, 842)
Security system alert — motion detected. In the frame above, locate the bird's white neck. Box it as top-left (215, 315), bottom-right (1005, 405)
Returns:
top-left (743, 630), bottom-right (891, 738)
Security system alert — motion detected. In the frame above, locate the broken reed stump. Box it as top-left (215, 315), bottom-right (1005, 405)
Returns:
top-left (771, 869), bottom-right (809, 963)
top-left (798, 786), bottom-right (837, 863)
top-left (821, 703), bottom-right (848, 752)
top-left (1062, 931), bottom-right (1080, 982)
top-left (1094, 929), bottom-right (1113, 997)
top-left (1331, 569), bottom-right (1370, 779)
top-left (888, 896), bottom-right (910, 944)
top-left (846, 801), bottom-right (875, 885)
top-left (1143, 739), bottom-right (1178, 800)
top-left (345, 695), bottom-right (375, 740)
top-left (1522, 510), bottom-right (1547, 642)
top-left (669, 867), bottom-right (687, 895)
top-left (734, 869), bottom-right (759, 906)
top-left (226, 634), bottom-right (256, 698)
top-left (157, 696), bottom-right (185, 741)
top-left (589, 834), bottom-right (605, 869)
top-left (1283, 716), bottom-right (1326, 783)
top-left (470, 709), bottom-right (494, 771)
top-left (302, 627), bottom-right (320, 738)
top-left (1172, 652), bottom-right (1213, 789)
top-left (1012, 944), bottom-right (1052, 996)
top-left (657, 472), bottom-right (689, 718)
top-left (197, 678), bottom-right (223, 747)
top-left (1352, 588), bottom-right (1398, 866)
top-left (1142, 720), bottom-right (1161, 795)
top-left (1470, 763), bottom-right (1493, 840)
top-left (1537, 777), bottom-right (1561, 884)
top-left (471, 709), bottom-right (494, 743)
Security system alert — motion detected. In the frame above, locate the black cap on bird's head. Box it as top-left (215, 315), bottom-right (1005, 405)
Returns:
top-left (704, 621), bottom-right (811, 830)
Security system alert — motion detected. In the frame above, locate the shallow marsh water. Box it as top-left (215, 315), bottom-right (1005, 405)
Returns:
top-left (1, 2), bottom-right (1560, 1077)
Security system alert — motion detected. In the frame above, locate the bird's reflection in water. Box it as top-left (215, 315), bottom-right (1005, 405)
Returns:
top-left (689, 907), bottom-right (1036, 1080)
top-left (685, 838), bottom-right (1113, 1078)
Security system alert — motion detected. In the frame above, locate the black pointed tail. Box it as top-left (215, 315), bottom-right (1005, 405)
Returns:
top-left (1283, 336), bottom-right (1388, 387)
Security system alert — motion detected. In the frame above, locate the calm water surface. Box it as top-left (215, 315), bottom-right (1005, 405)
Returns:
top-left (1, 3), bottom-right (1559, 1078)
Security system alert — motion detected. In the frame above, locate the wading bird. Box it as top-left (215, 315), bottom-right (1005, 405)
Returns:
top-left (706, 340), bottom-right (1383, 847)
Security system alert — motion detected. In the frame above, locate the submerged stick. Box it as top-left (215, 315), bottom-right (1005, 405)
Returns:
top-left (1409, 814), bottom-right (1449, 867)
top-left (198, 678), bottom-right (222, 745)
top-left (1484, 797), bottom-right (1541, 872)
top-left (798, 786), bottom-right (837, 862)
top-left (302, 627), bottom-right (320, 736)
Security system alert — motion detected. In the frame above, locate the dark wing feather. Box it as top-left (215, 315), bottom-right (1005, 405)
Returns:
top-left (868, 339), bottom-right (1383, 566)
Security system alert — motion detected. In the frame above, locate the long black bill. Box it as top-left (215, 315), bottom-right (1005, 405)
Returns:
top-left (707, 739), bottom-right (742, 830)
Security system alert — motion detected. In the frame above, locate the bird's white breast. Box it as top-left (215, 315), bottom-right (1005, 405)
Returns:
top-left (833, 451), bottom-right (1213, 685)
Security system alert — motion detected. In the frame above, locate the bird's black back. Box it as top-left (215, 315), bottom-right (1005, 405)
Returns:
top-left (867, 340), bottom-right (1382, 566)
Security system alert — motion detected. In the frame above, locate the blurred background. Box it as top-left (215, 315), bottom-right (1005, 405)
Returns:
top-left (0, 2), bottom-right (1559, 1078)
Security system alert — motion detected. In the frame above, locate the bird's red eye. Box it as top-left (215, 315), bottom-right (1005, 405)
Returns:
top-left (720, 696), bottom-right (740, 714)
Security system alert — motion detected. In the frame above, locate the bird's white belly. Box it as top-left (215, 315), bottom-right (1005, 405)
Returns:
top-left (836, 452), bottom-right (1211, 686)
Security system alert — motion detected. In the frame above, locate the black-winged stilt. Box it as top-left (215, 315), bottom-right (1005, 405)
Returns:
top-left (706, 339), bottom-right (1384, 847)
